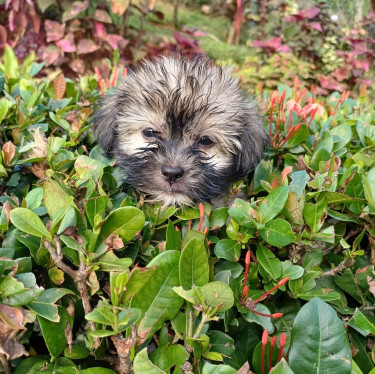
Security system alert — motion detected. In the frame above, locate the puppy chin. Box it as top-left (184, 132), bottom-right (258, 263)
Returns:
top-left (146, 191), bottom-right (193, 207)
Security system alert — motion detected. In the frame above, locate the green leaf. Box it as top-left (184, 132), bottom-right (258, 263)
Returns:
top-left (331, 124), bottom-right (352, 152)
top-left (317, 192), bottom-right (366, 205)
top-left (4, 45), bottom-right (19, 78)
top-left (202, 362), bottom-right (236, 374)
top-left (286, 124), bottom-right (309, 148)
top-left (122, 267), bottom-right (157, 304)
top-left (214, 239), bottom-right (241, 262)
top-left (259, 219), bottom-right (296, 247)
top-left (0, 98), bottom-right (11, 125)
top-left (150, 344), bottom-right (189, 372)
top-left (49, 112), bottom-right (70, 131)
top-left (38, 308), bottom-right (70, 358)
top-left (200, 281), bottom-right (234, 311)
top-left (10, 208), bottom-right (52, 239)
top-left (208, 330), bottom-right (235, 357)
top-left (64, 344), bottom-right (89, 360)
top-left (281, 260), bottom-right (304, 280)
top-left (303, 199), bottom-right (326, 233)
top-left (209, 207), bottom-right (229, 229)
top-left (283, 192), bottom-right (304, 225)
top-left (289, 297), bottom-right (352, 374)
top-left (228, 199), bottom-right (257, 227)
top-left (180, 237), bottom-right (209, 289)
top-left (100, 207), bottom-right (145, 242)
top-left (28, 288), bottom-right (73, 322)
top-left (166, 220), bottom-right (181, 251)
top-left (131, 251), bottom-right (183, 340)
top-left (363, 168), bottom-right (375, 210)
top-left (134, 348), bottom-right (167, 374)
top-left (43, 179), bottom-right (71, 220)
top-left (259, 186), bottom-right (289, 224)
top-left (270, 358), bottom-right (295, 373)
top-left (256, 244), bottom-right (282, 279)
top-left (349, 310), bottom-right (375, 336)
top-left (80, 369), bottom-right (117, 374)
top-left (289, 170), bottom-right (310, 199)
top-left (74, 155), bottom-right (108, 184)
top-left (85, 195), bottom-right (109, 227)
top-left (242, 303), bottom-right (273, 332)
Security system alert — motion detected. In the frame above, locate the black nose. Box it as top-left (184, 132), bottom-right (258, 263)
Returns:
top-left (161, 165), bottom-right (184, 183)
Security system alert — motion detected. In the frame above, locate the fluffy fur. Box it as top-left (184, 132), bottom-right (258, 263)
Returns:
top-left (93, 55), bottom-right (267, 206)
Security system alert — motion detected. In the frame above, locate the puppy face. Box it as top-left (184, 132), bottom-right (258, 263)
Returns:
top-left (93, 56), bottom-right (267, 206)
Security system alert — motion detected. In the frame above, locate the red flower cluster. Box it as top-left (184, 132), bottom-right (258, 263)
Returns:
top-left (267, 77), bottom-right (350, 150)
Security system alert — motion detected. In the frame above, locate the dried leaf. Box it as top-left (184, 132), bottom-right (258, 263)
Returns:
top-left (367, 276), bottom-right (375, 297)
top-left (0, 314), bottom-right (28, 360)
top-left (53, 74), bottom-right (66, 100)
top-left (324, 156), bottom-right (341, 173)
top-left (104, 233), bottom-right (124, 251)
top-left (0, 304), bottom-right (24, 330)
top-left (2, 201), bottom-right (12, 224)
top-left (281, 166), bottom-right (293, 182)
top-left (2, 141), bottom-right (16, 166)
top-left (31, 162), bottom-right (47, 179)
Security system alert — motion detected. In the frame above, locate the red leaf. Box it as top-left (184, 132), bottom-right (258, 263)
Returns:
top-left (30, 14), bottom-right (41, 33)
top-left (307, 22), bottom-right (322, 31)
top-left (44, 20), bottom-right (65, 42)
top-left (94, 22), bottom-right (107, 39)
top-left (56, 33), bottom-right (76, 52)
top-left (353, 59), bottom-right (370, 72)
top-left (332, 66), bottom-right (351, 81)
top-left (0, 25), bottom-right (7, 49)
top-left (105, 34), bottom-right (128, 50)
top-left (71, 59), bottom-right (85, 74)
top-left (300, 7), bottom-right (320, 19)
top-left (76, 39), bottom-right (99, 54)
top-left (41, 45), bottom-right (61, 66)
top-left (318, 75), bottom-right (343, 91)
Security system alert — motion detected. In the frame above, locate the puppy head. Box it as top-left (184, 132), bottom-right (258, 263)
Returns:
top-left (93, 56), bottom-right (267, 206)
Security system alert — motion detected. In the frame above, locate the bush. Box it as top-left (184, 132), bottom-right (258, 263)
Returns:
top-left (1, 48), bottom-right (375, 374)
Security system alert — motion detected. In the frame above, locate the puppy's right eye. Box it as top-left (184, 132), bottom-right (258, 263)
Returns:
top-left (143, 128), bottom-right (158, 138)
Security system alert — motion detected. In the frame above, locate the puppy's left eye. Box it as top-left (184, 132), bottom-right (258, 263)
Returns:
top-left (143, 128), bottom-right (159, 139)
top-left (198, 136), bottom-right (214, 146)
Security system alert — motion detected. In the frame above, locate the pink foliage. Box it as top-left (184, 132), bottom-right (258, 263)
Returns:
top-left (252, 36), bottom-right (290, 54)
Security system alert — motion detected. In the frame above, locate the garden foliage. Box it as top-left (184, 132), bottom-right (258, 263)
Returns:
top-left (0, 42), bottom-right (375, 374)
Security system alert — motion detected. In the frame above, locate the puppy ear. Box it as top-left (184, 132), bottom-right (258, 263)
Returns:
top-left (92, 92), bottom-right (119, 156)
top-left (235, 113), bottom-right (268, 178)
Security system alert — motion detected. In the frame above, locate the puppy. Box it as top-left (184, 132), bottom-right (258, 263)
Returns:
top-left (93, 56), bottom-right (267, 206)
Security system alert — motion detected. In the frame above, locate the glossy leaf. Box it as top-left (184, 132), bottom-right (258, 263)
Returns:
top-left (289, 297), bottom-right (351, 374)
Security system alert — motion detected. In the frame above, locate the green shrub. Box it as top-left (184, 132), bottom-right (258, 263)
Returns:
top-left (1, 49), bottom-right (375, 374)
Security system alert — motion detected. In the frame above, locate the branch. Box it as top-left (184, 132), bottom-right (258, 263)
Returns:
top-left (322, 259), bottom-right (354, 276)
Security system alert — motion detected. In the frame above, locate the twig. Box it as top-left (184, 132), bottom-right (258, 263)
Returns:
top-left (44, 236), bottom-right (100, 348)
top-left (111, 324), bottom-right (137, 374)
top-left (322, 259), bottom-right (354, 276)
top-left (0, 354), bottom-right (11, 374)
